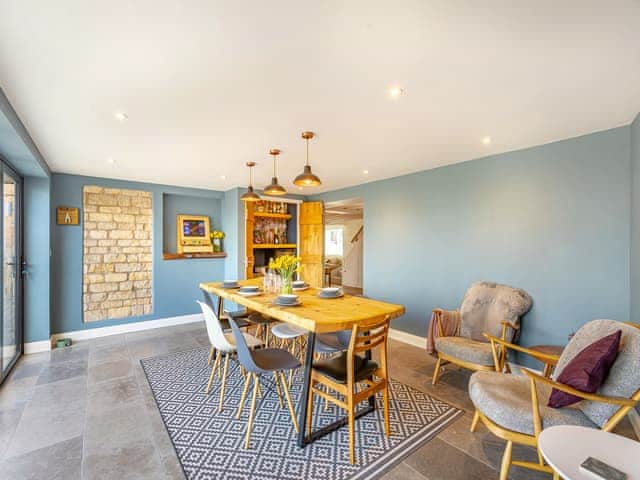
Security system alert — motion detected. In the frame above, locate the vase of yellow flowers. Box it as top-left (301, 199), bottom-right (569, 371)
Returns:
top-left (210, 230), bottom-right (225, 253)
top-left (269, 255), bottom-right (302, 294)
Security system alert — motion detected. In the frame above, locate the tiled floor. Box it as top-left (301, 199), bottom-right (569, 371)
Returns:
top-left (0, 322), bottom-right (636, 480)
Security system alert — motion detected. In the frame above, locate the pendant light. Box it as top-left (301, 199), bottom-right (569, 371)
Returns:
top-left (263, 148), bottom-right (287, 196)
top-left (293, 131), bottom-right (322, 187)
top-left (240, 161), bottom-right (261, 202)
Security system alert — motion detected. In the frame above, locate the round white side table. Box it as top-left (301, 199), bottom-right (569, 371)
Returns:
top-left (538, 425), bottom-right (640, 480)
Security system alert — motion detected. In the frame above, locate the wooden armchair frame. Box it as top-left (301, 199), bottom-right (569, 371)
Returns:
top-left (472, 334), bottom-right (640, 480)
top-left (431, 307), bottom-right (518, 385)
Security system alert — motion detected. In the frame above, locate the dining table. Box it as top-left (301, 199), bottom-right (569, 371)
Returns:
top-left (199, 278), bottom-right (405, 448)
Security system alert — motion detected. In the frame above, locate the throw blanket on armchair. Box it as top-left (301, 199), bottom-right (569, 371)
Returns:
top-left (426, 309), bottom-right (461, 354)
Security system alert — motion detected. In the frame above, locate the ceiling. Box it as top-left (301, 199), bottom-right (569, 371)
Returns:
top-left (1, 1), bottom-right (639, 193)
top-left (325, 198), bottom-right (364, 224)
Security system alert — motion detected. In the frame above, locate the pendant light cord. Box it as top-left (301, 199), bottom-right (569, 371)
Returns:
top-left (306, 139), bottom-right (310, 166)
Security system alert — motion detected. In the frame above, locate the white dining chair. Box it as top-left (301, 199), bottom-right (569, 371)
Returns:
top-left (197, 300), bottom-right (263, 412)
top-left (271, 323), bottom-right (308, 384)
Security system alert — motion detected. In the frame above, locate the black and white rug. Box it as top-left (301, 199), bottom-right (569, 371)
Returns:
top-left (141, 347), bottom-right (462, 480)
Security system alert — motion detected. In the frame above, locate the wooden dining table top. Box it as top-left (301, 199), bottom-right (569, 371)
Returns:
top-left (199, 279), bottom-right (405, 334)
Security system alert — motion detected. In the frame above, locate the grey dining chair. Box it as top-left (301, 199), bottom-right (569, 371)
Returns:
top-left (228, 318), bottom-right (301, 449)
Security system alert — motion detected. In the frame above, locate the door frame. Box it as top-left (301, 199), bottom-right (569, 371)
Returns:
top-left (0, 159), bottom-right (23, 384)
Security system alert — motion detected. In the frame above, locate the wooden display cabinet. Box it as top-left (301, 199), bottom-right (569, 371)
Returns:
top-left (245, 198), bottom-right (324, 287)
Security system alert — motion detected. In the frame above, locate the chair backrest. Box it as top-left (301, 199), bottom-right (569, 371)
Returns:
top-left (459, 281), bottom-right (532, 342)
top-left (553, 319), bottom-right (640, 427)
top-left (346, 316), bottom-right (391, 381)
top-left (228, 317), bottom-right (261, 373)
top-left (200, 288), bottom-right (216, 312)
top-left (196, 300), bottom-right (234, 352)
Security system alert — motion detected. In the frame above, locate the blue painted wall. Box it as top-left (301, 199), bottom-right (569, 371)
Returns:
top-left (23, 176), bottom-right (51, 342)
top-left (50, 174), bottom-right (226, 335)
top-left (631, 113), bottom-right (640, 322)
top-left (311, 127), bottom-right (632, 352)
top-left (162, 192), bottom-right (222, 253)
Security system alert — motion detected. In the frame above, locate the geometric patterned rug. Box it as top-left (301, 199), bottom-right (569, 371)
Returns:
top-left (140, 347), bottom-right (463, 480)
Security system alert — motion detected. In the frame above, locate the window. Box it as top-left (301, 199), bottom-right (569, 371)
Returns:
top-left (325, 227), bottom-right (344, 256)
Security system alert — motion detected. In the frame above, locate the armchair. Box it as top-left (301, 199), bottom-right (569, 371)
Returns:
top-left (468, 319), bottom-right (640, 480)
top-left (431, 281), bottom-right (532, 384)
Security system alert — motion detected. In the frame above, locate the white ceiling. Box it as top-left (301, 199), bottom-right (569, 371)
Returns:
top-left (1, 1), bottom-right (639, 193)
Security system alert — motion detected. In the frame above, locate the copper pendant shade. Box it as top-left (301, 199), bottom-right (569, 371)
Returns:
top-left (240, 161), bottom-right (261, 202)
top-left (294, 131), bottom-right (322, 187)
top-left (263, 148), bottom-right (287, 196)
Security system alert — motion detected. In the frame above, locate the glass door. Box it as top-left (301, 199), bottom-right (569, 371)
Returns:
top-left (1, 166), bottom-right (22, 381)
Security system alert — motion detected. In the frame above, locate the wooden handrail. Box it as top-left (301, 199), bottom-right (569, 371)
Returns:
top-left (350, 225), bottom-right (363, 243)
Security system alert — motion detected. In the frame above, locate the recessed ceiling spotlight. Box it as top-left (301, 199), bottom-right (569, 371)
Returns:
top-left (220, 175), bottom-right (227, 180)
top-left (363, 170), bottom-right (369, 175)
top-left (389, 87), bottom-right (404, 98)
top-left (114, 112), bottom-right (128, 122)
top-left (106, 157), bottom-right (115, 164)
top-left (482, 136), bottom-right (491, 145)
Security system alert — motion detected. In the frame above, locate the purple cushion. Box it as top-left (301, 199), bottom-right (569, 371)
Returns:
top-left (548, 330), bottom-right (621, 408)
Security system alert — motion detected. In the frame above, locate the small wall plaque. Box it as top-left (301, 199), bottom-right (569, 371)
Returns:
top-left (57, 207), bottom-right (79, 225)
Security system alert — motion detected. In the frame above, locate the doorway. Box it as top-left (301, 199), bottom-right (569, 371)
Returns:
top-left (1, 162), bottom-right (22, 383)
top-left (323, 199), bottom-right (363, 295)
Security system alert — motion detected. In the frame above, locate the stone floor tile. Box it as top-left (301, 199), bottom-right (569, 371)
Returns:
top-left (404, 437), bottom-right (498, 479)
top-left (88, 358), bottom-right (134, 385)
top-left (5, 398), bottom-right (86, 459)
top-left (49, 344), bottom-right (90, 364)
top-left (0, 435), bottom-right (82, 480)
top-left (36, 357), bottom-right (88, 386)
top-left (86, 375), bottom-right (141, 415)
top-left (84, 400), bottom-right (154, 453)
top-left (82, 439), bottom-right (165, 480)
top-left (379, 461), bottom-right (428, 480)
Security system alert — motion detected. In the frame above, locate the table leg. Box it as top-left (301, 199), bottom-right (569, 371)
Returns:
top-left (297, 331), bottom-right (316, 448)
top-left (215, 295), bottom-right (223, 319)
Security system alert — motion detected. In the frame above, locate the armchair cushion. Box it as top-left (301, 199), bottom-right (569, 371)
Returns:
top-left (434, 336), bottom-right (495, 366)
top-left (553, 320), bottom-right (640, 427)
top-left (548, 330), bottom-right (621, 408)
top-left (460, 281), bottom-right (532, 342)
top-left (469, 371), bottom-right (597, 435)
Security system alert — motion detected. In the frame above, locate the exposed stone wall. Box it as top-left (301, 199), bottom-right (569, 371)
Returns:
top-left (83, 186), bottom-right (153, 322)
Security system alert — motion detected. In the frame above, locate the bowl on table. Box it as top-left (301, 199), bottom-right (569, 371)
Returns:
top-left (238, 285), bottom-right (261, 296)
top-left (222, 280), bottom-right (240, 289)
top-left (292, 280), bottom-right (309, 291)
top-left (318, 287), bottom-right (343, 299)
top-left (274, 294), bottom-right (301, 306)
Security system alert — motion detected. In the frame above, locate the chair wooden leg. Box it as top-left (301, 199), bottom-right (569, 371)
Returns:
top-left (244, 374), bottom-right (260, 449)
top-left (382, 380), bottom-right (390, 437)
top-left (208, 346), bottom-right (215, 365)
top-left (279, 371), bottom-right (299, 433)
top-left (235, 372), bottom-right (252, 419)
top-left (432, 356), bottom-right (442, 385)
top-left (218, 353), bottom-right (230, 412)
top-left (499, 441), bottom-right (513, 480)
top-left (273, 372), bottom-right (284, 408)
top-left (542, 363), bottom-right (553, 378)
top-left (553, 471), bottom-right (560, 480)
top-left (470, 410), bottom-right (480, 432)
top-left (206, 351), bottom-right (221, 394)
top-left (348, 395), bottom-right (356, 465)
top-left (306, 379), bottom-right (316, 433)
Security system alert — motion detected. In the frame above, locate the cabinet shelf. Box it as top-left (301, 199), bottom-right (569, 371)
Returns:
top-left (253, 244), bottom-right (297, 249)
top-left (254, 212), bottom-right (292, 220)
